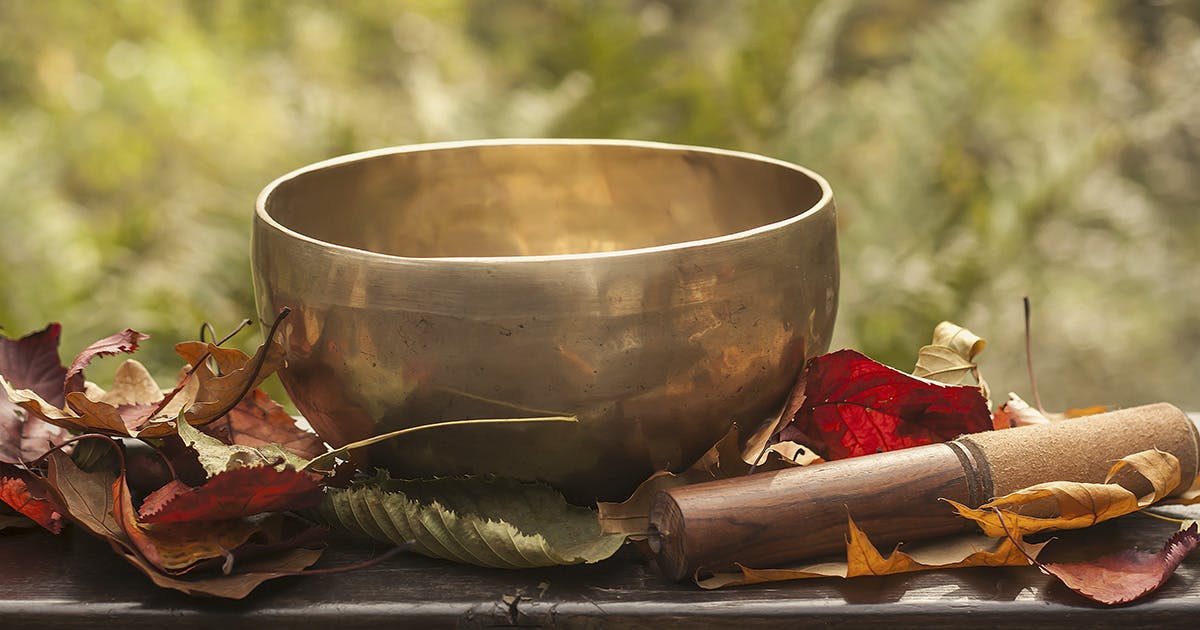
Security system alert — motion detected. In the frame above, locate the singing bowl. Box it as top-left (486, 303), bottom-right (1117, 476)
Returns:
top-left (252, 139), bottom-right (838, 502)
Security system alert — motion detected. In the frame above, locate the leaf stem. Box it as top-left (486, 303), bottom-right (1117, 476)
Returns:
top-left (302, 415), bottom-right (577, 473)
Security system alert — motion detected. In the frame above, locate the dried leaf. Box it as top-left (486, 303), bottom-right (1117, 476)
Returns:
top-left (322, 474), bottom-right (624, 568)
top-left (117, 544), bottom-right (322, 599)
top-left (992, 392), bottom-right (1050, 429)
top-left (777, 349), bottom-right (992, 460)
top-left (1033, 522), bottom-right (1200, 605)
top-left (913, 321), bottom-right (991, 404)
top-left (175, 337), bottom-right (287, 425)
top-left (201, 388), bottom-right (327, 460)
top-left (176, 416), bottom-right (308, 476)
top-left (696, 514), bottom-right (1047, 588)
top-left (0, 324), bottom-right (73, 463)
top-left (64, 329), bottom-right (149, 393)
top-left (598, 427), bottom-right (802, 537)
top-left (992, 393), bottom-right (1109, 429)
top-left (44, 450), bottom-right (127, 543)
top-left (0, 473), bottom-right (65, 533)
top-left (946, 449), bottom-right (1183, 538)
top-left (139, 466), bottom-right (322, 523)
top-left (5, 357), bottom-right (197, 439)
top-left (97, 359), bottom-right (162, 406)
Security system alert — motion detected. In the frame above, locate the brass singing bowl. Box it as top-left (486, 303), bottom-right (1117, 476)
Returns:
top-left (252, 139), bottom-right (838, 502)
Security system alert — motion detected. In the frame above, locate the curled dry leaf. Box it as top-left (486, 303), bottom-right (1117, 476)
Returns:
top-left (776, 349), bottom-right (992, 461)
top-left (0, 324), bottom-right (73, 464)
top-left (912, 321), bottom-right (991, 405)
top-left (946, 449), bottom-right (1183, 538)
top-left (696, 514), bottom-right (1047, 589)
top-left (322, 474), bottom-right (625, 569)
top-left (64, 329), bottom-right (150, 393)
top-left (174, 336), bottom-right (287, 425)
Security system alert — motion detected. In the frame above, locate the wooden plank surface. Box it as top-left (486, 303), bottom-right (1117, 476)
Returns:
top-left (2, 506), bottom-right (1198, 629)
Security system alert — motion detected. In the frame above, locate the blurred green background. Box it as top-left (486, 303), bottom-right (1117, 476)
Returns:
top-left (2, 0), bottom-right (1198, 411)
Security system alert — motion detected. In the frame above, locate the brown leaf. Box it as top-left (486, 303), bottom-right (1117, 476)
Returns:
top-left (696, 514), bottom-right (1046, 588)
top-left (44, 450), bottom-right (127, 543)
top-left (175, 337), bottom-right (287, 425)
top-left (117, 544), bottom-right (323, 599)
top-left (202, 388), bottom-right (327, 460)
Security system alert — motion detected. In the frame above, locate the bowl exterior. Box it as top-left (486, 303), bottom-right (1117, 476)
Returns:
top-left (252, 144), bottom-right (838, 502)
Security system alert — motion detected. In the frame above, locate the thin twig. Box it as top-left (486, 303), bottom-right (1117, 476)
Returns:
top-left (1024, 296), bottom-right (1046, 414)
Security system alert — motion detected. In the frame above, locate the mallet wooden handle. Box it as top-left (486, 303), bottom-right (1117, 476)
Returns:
top-left (648, 403), bottom-right (1199, 581)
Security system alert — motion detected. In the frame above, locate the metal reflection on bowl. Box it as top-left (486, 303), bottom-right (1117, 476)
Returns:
top-left (252, 139), bottom-right (838, 502)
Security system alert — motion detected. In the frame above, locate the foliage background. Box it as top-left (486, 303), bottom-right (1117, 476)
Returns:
top-left (1, 0), bottom-right (1198, 410)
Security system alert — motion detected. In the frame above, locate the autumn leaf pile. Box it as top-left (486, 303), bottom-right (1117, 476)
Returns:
top-left (4, 317), bottom-right (1199, 605)
top-left (0, 318), bottom-right (332, 598)
top-left (0, 316), bottom-right (618, 598)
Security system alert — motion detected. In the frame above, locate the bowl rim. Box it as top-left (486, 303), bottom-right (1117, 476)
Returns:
top-left (254, 138), bottom-right (834, 263)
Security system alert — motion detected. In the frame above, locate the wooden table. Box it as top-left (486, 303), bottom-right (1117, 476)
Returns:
top-left (2, 505), bottom-right (1197, 629)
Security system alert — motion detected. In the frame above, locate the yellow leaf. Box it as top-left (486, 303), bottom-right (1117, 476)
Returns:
top-left (696, 514), bottom-right (1044, 588)
top-left (946, 449), bottom-right (1182, 538)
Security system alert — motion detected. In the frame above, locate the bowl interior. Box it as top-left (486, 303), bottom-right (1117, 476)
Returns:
top-left (261, 141), bottom-right (826, 257)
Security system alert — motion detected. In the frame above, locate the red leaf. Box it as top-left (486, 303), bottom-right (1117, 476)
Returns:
top-left (0, 324), bottom-right (74, 463)
top-left (64, 328), bottom-right (149, 393)
top-left (139, 466), bottom-right (322, 523)
top-left (0, 473), bottom-right (65, 533)
top-left (1038, 522), bottom-right (1200, 605)
top-left (201, 388), bottom-right (328, 460)
top-left (777, 349), bottom-right (992, 460)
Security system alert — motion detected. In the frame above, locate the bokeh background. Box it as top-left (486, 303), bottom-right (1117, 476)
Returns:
top-left (2, 0), bottom-right (1198, 410)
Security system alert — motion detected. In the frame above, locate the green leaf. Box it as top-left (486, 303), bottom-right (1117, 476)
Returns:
top-left (321, 474), bottom-right (624, 569)
top-left (176, 417), bottom-right (306, 477)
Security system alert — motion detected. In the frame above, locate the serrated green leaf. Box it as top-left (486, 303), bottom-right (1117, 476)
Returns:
top-left (321, 475), bottom-right (624, 568)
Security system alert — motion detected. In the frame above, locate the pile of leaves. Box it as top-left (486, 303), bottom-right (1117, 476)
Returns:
top-left (3, 317), bottom-right (1198, 605)
top-left (0, 315), bottom-right (619, 598)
